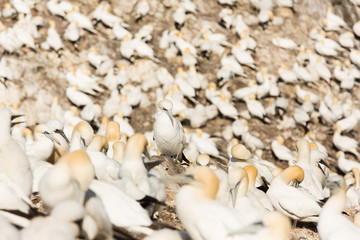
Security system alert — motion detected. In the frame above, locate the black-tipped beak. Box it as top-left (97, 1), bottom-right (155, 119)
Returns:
top-left (43, 131), bottom-right (61, 145)
top-left (319, 159), bottom-right (330, 170)
top-left (55, 129), bottom-right (70, 144)
top-left (10, 121), bottom-right (25, 127)
top-left (11, 114), bottom-right (23, 120)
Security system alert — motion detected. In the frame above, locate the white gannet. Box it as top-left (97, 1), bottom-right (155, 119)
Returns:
top-left (153, 99), bottom-right (186, 161)
top-left (318, 175), bottom-right (360, 240)
top-left (87, 135), bottom-right (121, 182)
top-left (89, 180), bottom-right (152, 234)
top-left (39, 150), bottom-right (95, 210)
top-left (92, 2), bottom-right (127, 28)
top-left (173, 6), bottom-right (186, 30)
top-left (116, 133), bottom-right (152, 200)
top-left (105, 121), bottom-right (120, 159)
top-left (228, 143), bottom-right (251, 171)
top-left (339, 31), bottom-right (355, 48)
top-left (271, 136), bottom-right (294, 162)
top-left (2, 3), bottom-right (17, 18)
top-left (113, 112), bottom-right (135, 137)
top-left (228, 167), bottom-right (268, 224)
top-left (66, 6), bottom-right (96, 33)
top-left (335, 112), bottom-right (358, 133)
top-left (0, 108), bottom-right (33, 197)
top-left (336, 151), bottom-right (360, 173)
top-left (45, 20), bottom-right (63, 52)
top-left (266, 165), bottom-right (321, 222)
top-left (218, 8), bottom-right (233, 30)
top-left (278, 63), bottom-right (298, 83)
top-left (69, 121), bottom-right (94, 151)
top-left (333, 124), bottom-right (359, 158)
top-left (66, 85), bottom-right (94, 107)
top-left (272, 37), bottom-right (298, 50)
top-left (245, 93), bottom-right (269, 123)
top-left (295, 140), bottom-right (325, 200)
top-left (173, 167), bottom-right (246, 240)
top-left (322, 6), bottom-right (349, 32)
top-left (245, 165), bottom-right (274, 211)
top-left (345, 168), bottom-right (360, 208)
top-left (135, 0), bottom-right (150, 20)
top-left (64, 22), bottom-right (80, 43)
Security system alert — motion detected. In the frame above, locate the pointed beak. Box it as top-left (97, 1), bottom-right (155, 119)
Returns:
top-left (163, 108), bottom-right (174, 127)
top-left (55, 129), bottom-right (70, 144)
top-left (230, 181), bottom-right (240, 208)
top-left (43, 131), bottom-right (61, 145)
top-left (230, 187), bottom-right (237, 208)
top-left (11, 114), bottom-right (23, 120)
top-left (10, 121), bottom-right (25, 127)
top-left (143, 145), bottom-right (151, 160)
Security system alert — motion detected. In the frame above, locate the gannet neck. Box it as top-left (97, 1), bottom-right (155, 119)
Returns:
top-left (191, 167), bottom-right (219, 200)
top-left (322, 188), bottom-right (346, 215)
top-left (64, 150), bottom-right (95, 191)
top-left (228, 167), bottom-right (248, 204)
top-left (105, 121), bottom-right (120, 142)
top-left (244, 165), bottom-right (257, 187)
top-left (72, 121), bottom-right (94, 146)
top-left (231, 143), bottom-right (250, 160)
top-left (113, 141), bottom-right (125, 163)
top-left (296, 139), bottom-right (310, 163)
top-left (87, 135), bottom-right (108, 152)
top-left (123, 133), bottom-right (147, 161)
top-left (263, 212), bottom-right (292, 240)
top-left (279, 165), bottom-right (304, 185)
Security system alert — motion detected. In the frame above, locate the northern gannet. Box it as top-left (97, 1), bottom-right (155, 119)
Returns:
top-left (173, 167), bottom-right (247, 240)
top-left (153, 99), bottom-right (186, 161)
top-left (318, 175), bottom-right (360, 240)
top-left (39, 150), bottom-right (95, 209)
top-left (0, 108), bottom-right (32, 197)
top-left (266, 165), bottom-right (321, 222)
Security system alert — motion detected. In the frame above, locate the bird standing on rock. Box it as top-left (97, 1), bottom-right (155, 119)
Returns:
top-left (153, 99), bottom-right (186, 163)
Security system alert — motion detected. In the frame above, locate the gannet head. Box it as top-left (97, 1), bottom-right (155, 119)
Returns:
top-left (262, 211), bottom-right (291, 238)
top-left (105, 121), bottom-right (120, 142)
top-left (158, 99), bottom-right (173, 112)
top-left (244, 165), bottom-right (258, 187)
top-left (189, 167), bottom-right (220, 200)
top-left (296, 139), bottom-right (310, 163)
top-left (332, 124), bottom-right (340, 132)
top-left (325, 174), bottom-right (346, 194)
top-left (196, 154), bottom-right (210, 166)
top-left (124, 133), bottom-right (149, 160)
top-left (208, 82), bottom-right (217, 90)
top-left (279, 165), bottom-right (304, 185)
top-left (231, 143), bottom-right (251, 160)
top-left (276, 136), bottom-right (284, 145)
top-left (87, 135), bottom-right (108, 152)
top-left (72, 121), bottom-right (94, 146)
top-left (228, 167), bottom-right (248, 206)
top-left (249, 92), bottom-right (256, 101)
top-left (63, 150), bottom-right (95, 192)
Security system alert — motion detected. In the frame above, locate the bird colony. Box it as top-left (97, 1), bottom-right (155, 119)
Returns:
top-left (2, 0), bottom-right (360, 239)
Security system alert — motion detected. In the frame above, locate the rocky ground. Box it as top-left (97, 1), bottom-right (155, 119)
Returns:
top-left (1, 0), bottom-right (360, 239)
